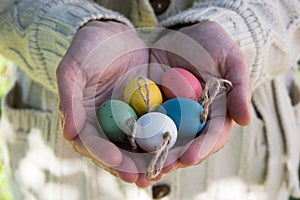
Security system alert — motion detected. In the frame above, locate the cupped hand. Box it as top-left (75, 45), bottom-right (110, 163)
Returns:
top-left (150, 21), bottom-right (252, 173)
top-left (57, 21), bottom-right (151, 185)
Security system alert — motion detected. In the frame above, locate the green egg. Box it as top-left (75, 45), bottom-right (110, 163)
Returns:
top-left (97, 99), bottom-right (137, 143)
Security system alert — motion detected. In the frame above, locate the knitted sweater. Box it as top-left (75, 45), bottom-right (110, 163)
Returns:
top-left (0, 0), bottom-right (300, 200)
top-left (0, 0), bottom-right (299, 92)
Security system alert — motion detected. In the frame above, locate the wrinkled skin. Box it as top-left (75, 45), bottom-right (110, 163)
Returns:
top-left (57, 20), bottom-right (251, 188)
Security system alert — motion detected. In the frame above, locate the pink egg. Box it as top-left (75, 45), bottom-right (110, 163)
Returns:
top-left (161, 68), bottom-right (202, 100)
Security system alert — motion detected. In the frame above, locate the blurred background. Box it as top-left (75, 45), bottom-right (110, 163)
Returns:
top-left (0, 54), bottom-right (12, 200)
top-left (0, 56), bottom-right (299, 200)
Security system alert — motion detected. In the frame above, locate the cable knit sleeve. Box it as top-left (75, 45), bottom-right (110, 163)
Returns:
top-left (0, 0), bottom-right (133, 93)
top-left (159, 0), bottom-right (300, 89)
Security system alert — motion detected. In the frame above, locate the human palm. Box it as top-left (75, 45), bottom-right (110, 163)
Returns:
top-left (57, 21), bottom-right (150, 184)
top-left (150, 21), bottom-right (251, 173)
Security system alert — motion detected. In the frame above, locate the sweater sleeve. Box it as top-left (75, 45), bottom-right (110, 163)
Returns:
top-left (159, 0), bottom-right (300, 90)
top-left (0, 0), bottom-right (133, 93)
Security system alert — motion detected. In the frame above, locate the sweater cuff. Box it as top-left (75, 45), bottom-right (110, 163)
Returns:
top-left (159, 1), bottom-right (265, 89)
top-left (29, 0), bottom-right (134, 93)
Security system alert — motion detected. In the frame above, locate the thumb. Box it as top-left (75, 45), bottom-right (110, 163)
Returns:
top-left (225, 48), bottom-right (252, 126)
top-left (57, 61), bottom-right (86, 140)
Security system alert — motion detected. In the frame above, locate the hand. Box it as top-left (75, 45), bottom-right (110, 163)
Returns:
top-left (57, 21), bottom-right (150, 184)
top-left (150, 21), bottom-right (252, 174)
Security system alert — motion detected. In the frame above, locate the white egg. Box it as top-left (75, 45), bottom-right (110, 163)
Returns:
top-left (135, 112), bottom-right (177, 152)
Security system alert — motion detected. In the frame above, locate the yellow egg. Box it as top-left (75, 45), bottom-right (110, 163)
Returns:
top-left (124, 77), bottom-right (163, 116)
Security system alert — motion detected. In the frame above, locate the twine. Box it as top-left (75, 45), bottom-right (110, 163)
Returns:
top-left (147, 132), bottom-right (172, 179)
top-left (123, 76), bottom-right (151, 152)
top-left (199, 77), bottom-right (233, 123)
top-left (136, 77), bottom-right (173, 178)
top-left (137, 77), bottom-right (151, 113)
top-left (134, 76), bottom-right (232, 179)
top-left (124, 117), bottom-right (138, 152)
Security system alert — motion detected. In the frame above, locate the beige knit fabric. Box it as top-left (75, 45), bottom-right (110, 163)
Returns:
top-left (159, 0), bottom-right (300, 90)
top-left (0, 0), bottom-right (134, 93)
top-left (0, 0), bottom-right (300, 200)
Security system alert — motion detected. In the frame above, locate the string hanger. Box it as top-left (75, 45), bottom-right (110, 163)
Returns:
top-left (124, 117), bottom-right (138, 152)
top-left (199, 77), bottom-right (233, 123)
top-left (137, 77), bottom-right (151, 113)
top-left (147, 132), bottom-right (172, 179)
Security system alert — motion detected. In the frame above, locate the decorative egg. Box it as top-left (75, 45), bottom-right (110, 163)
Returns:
top-left (156, 98), bottom-right (206, 139)
top-left (161, 68), bottom-right (202, 100)
top-left (124, 77), bottom-right (163, 116)
top-left (135, 112), bottom-right (177, 152)
top-left (97, 99), bottom-right (137, 143)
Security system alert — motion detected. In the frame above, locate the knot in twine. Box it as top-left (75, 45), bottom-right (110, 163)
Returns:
top-left (199, 77), bottom-right (233, 123)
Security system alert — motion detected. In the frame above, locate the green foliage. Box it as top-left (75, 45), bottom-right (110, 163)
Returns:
top-left (0, 55), bottom-right (7, 74)
top-left (0, 157), bottom-right (12, 200)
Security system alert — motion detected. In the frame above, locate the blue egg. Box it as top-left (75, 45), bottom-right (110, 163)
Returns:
top-left (156, 98), bottom-right (206, 138)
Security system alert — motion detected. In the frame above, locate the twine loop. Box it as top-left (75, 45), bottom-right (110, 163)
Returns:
top-left (147, 132), bottom-right (172, 179)
top-left (124, 117), bottom-right (138, 152)
top-left (137, 77), bottom-right (151, 113)
top-left (199, 77), bottom-right (233, 123)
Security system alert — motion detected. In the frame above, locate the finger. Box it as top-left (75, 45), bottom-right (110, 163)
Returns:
top-left (92, 158), bottom-right (118, 178)
top-left (66, 135), bottom-right (92, 158)
top-left (179, 100), bottom-right (234, 166)
top-left (79, 123), bottom-right (123, 167)
top-left (150, 173), bottom-right (164, 182)
top-left (115, 154), bottom-right (139, 183)
top-left (118, 151), bottom-right (163, 183)
top-left (90, 143), bottom-right (139, 183)
top-left (209, 116), bottom-right (234, 154)
top-left (160, 147), bottom-right (181, 174)
top-left (179, 118), bottom-right (233, 166)
top-left (135, 173), bottom-right (154, 188)
top-left (161, 161), bottom-right (180, 174)
top-left (67, 124), bottom-right (123, 167)
top-left (225, 48), bottom-right (252, 126)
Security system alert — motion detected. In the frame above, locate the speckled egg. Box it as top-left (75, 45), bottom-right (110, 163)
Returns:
top-left (124, 77), bottom-right (163, 116)
top-left (97, 99), bottom-right (137, 143)
top-left (157, 98), bottom-right (206, 139)
top-left (135, 112), bottom-right (177, 152)
top-left (161, 68), bottom-right (202, 100)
